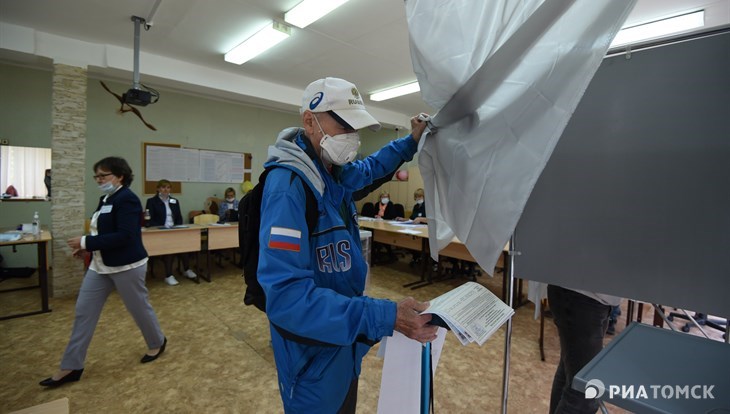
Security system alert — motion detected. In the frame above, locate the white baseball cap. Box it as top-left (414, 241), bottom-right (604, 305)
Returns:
top-left (301, 77), bottom-right (381, 131)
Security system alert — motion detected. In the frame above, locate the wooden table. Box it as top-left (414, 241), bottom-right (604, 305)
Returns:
top-left (358, 219), bottom-right (523, 305)
top-left (142, 225), bottom-right (203, 256)
top-left (141, 223), bottom-right (239, 283)
top-left (206, 223), bottom-right (238, 250)
top-left (202, 223), bottom-right (239, 280)
top-left (142, 225), bottom-right (207, 281)
top-left (0, 227), bottom-right (52, 320)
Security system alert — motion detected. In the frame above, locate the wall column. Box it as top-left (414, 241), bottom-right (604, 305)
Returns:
top-left (50, 64), bottom-right (87, 296)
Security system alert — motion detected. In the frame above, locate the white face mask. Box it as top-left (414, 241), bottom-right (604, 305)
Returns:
top-left (415, 198), bottom-right (424, 205)
top-left (381, 198), bottom-right (390, 205)
top-left (314, 115), bottom-right (360, 165)
top-left (226, 197), bottom-right (235, 203)
top-left (98, 182), bottom-right (116, 194)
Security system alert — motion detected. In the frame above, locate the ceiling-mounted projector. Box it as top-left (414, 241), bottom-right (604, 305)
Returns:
top-left (123, 88), bottom-right (153, 106)
top-left (123, 15), bottom-right (159, 107)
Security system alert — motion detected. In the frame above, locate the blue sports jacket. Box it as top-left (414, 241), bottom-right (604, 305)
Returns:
top-left (258, 128), bottom-right (418, 413)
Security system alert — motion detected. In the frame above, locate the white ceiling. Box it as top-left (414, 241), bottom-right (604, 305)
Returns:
top-left (1, 0), bottom-right (728, 127)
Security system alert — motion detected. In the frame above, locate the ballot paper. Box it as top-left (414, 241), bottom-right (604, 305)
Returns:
top-left (377, 329), bottom-right (447, 414)
top-left (423, 282), bottom-right (514, 346)
top-left (376, 282), bottom-right (510, 413)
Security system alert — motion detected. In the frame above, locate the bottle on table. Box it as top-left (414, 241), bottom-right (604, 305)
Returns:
top-left (144, 209), bottom-right (151, 227)
top-left (32, 211), bottom-right (40, 236)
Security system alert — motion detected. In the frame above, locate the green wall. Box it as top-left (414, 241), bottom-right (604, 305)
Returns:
top-left (84, 77), bottom-right (302, 218)
top-left (0, 63), bottom-right (53, 147)
top-left (84, 78), bottom-right (399, 218)
top-left (0, 62), bottom-right (402, 266)
top-left (0, 63), bottom-right (53, 267)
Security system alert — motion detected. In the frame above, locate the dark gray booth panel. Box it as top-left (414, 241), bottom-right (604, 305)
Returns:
top-left (573, 323), bottom-right (730, 413)
top-left (516, 29), bottom-right (730, 317)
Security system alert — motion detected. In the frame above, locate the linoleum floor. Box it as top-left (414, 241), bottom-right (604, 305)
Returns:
top-left (1, 256), bottom-right (649, 413)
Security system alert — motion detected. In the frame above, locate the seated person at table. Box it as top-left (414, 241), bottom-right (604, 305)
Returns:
top-left (145, 179), bottom-right (197, 286)
top-left (374, 191), bottom-right (397, 220)
top-left (397, 188), bottom-right (429, 266)
top-left (396, 188), bottom-right (427, 224)
top-left (218, 187), bottom-right (239, 222)
top-left (373, 191), bottom-right (398, 263)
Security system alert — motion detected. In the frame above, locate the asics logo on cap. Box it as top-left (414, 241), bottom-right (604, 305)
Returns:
top-left (309, 92), bottom-right (324, 110)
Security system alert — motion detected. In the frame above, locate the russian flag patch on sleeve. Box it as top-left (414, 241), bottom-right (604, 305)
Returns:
top-left (268, 227), bottom-right (302, 252)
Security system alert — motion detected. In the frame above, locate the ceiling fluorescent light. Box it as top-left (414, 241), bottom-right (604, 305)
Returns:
top-left (370, 82), bottom-right (420, 102)
top-left (224, 21), bottom-right (291, 65)
top-left (285, 0), bottom-right (350, 29)
top-left (610, 10), bottom-right (705, 47)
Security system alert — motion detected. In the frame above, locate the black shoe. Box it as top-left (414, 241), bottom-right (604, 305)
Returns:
top-left (606, 322), bottom-right (616, 335)
top-left (39, 369), bottom-right (84, 387)
top-left (141, 337), bottom-right (167, 363)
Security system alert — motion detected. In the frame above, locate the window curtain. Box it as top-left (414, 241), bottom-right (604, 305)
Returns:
top-left (0, 146), bottom-right (52, 198)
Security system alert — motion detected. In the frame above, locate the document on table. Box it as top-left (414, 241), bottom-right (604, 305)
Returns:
top-left (390, 220), bottom-right (427, 226)
top-left (397, 229), bottom-right (423, 235)
top-left (0, 232), bottom-right (22, 242)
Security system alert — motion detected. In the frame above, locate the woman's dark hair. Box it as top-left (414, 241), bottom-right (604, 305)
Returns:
top-left (224, 187), bottom-right (236, 197)
top-left (94, 157), bottom-right (134, 186)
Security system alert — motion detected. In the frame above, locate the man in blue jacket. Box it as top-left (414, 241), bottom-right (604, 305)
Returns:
top-left (258, 77), bottom-right (438, 413)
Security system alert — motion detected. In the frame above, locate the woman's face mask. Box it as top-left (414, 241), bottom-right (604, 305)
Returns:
top-left (98, 182), bottom-right (116, 194)
top-left (381, 197), bottom-right (390, 205)
top-left (415, 198), bottom-right (424, 205)
top-left (314, 115), bottom-right (360, 165)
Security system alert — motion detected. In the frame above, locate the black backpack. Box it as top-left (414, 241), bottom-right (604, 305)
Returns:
top-left (239, 167), bottom-right (318, 312)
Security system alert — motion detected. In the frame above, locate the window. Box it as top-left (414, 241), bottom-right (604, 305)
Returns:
top-left (0, 146), bottom-right (52, 199)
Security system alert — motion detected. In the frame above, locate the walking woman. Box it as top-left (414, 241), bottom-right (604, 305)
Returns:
top-left (40, 157), bottom-right (167, 387)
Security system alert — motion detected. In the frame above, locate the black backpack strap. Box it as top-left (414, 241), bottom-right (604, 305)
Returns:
top-left (287, 170), bottom-right (319, 237)
top-left (266, 167), bottom-right (378, 348)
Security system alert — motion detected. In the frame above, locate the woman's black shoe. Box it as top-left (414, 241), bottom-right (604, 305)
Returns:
top-left (39, 369), bottom-right (84, 387)
top-left (141, 337), bottom-right (167, 363)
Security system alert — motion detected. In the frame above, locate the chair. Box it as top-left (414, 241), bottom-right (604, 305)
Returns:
top-left (392, 203), bottom-right (405, 219)
top-left (360, 202), bottom-right (376, 218)
top-left (667, 310), bottom-right (728, 339)
top-left (203, 197), bottom-right (222, 215)
top-left (194, 214), bottom-right (220, 225)
top-left (188, 210), bottom-right (203, 223)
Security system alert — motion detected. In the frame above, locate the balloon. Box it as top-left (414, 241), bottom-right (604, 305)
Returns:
top-left (241, 180), bottom-right (254, 193)
top-left (396, 170), bottom-right (409, 181)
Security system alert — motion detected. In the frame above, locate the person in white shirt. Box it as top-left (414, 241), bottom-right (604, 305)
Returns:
top-left (40, 157), bottom-right (167, 388)
top-left (145, 179), bottom-right (197, 285)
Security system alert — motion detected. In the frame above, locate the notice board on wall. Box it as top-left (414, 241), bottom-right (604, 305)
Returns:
top-left (143, 142), bottom-right (253, 194)
top-left (143, 143), bottom-right (183, 194)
